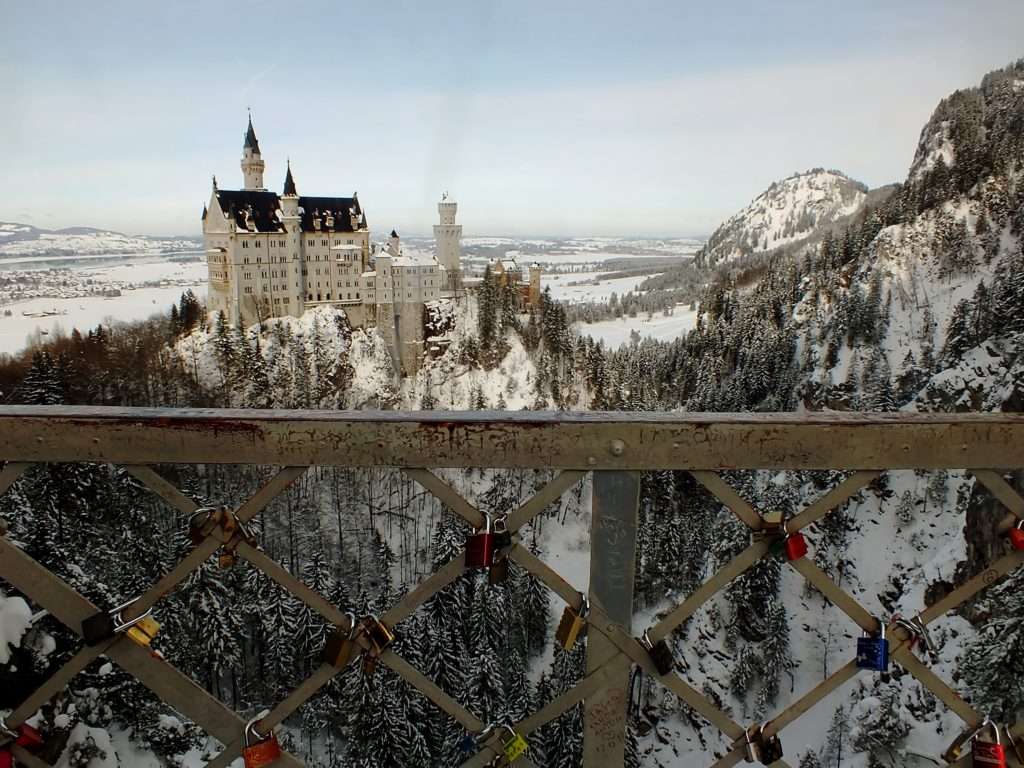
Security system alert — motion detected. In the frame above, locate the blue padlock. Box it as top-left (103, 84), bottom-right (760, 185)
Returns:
top-left (856, 620), bottom-right (889, 671)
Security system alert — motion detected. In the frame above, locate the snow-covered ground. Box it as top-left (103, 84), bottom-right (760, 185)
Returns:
top-left (0, 258), bottom-right (206, 355)
top-left (0, 285), bottom-right (202, 354)
top-left (578, 305), bottom-right (700, 348)
top-left (544, 271), bottom-right (659, 304)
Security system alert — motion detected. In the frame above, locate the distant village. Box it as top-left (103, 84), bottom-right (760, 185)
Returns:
top-left (203, 117), bottom-right (542, 373)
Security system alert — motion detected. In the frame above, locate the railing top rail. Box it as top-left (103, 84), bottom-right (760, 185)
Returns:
top-left (1, 406), bottom-right (1023, 469)
top-left (2, 405), bottom-right (1024, 426)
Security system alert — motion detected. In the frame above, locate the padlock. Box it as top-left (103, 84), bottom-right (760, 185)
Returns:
top-left (83, 598), bottom-right (153, 646)
top-left (242, 718), bottom-right (282, 768)
top-left (0, 750), bottom-right (11, 768)
top-left (188, 506), bottom-right (223, 545)
top-left (218, 549), bottom-right (238, 569)
top-left (361, 615), bottom-right (395, 655)
top-left (488, 517), bottom-right (512, 584)
top-left (555, 594), bottom-right (589, 650)
top-left (759, 726), bottom-right (784, 764)
top-left (81, 610), bottom-right (117, 646)
top-left (500, 725), bottom-right (528, 763)
top-left (783, 532), bottom-right (808, 561)
top-left (465, 515), bottom-right (495, 569)
top-left (856, 620), bottom-right (889, 672)
top-left (744, 727), bottom-right (763, 763)
top-left (642, 630), bottom-right (675, 676)
top-left (1009, 520), bottom-right (1024, 551)
top-left (321, 613), bottom-right (359, 668)
top-left (125, 615), bottom-right (161, 648)
top-left (14, 723), bottom-right (43, 750)
top-left (973, 720), bottom-right (1007, 767)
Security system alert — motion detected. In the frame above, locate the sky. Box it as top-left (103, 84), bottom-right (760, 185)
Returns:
top-left (1, 1), bottom-right (1022, 238)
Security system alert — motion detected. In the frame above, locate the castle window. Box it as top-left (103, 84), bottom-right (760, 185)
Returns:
top-left (242, 241), bottom-right (249, 248)
top-left (326, 293), bottom-right (331, 300)
top-left (322, 239), bottom-right (328, 247)
top-left (308, 240), bottom-right (314, 246)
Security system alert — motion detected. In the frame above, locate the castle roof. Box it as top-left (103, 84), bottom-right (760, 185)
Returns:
top-left (212, 189), bottom-right (368, 234)
top-left (244, 116), bottom-right (261, 154)
top-left (283, 163), bottom-right (297, 196)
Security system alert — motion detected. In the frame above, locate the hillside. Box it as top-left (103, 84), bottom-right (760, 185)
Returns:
top-left (0, 60), bottom-right (1023, 768)
top-left (0, 222), bottom-right (198, 258)
top-left (695, 169), bottom-right (870, 269)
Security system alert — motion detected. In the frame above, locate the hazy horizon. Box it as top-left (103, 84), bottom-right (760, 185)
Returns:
top-left (3, 0), bottom-right (1023, 238)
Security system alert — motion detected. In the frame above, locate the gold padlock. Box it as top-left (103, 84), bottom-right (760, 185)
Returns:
top-left (218, 549), bottom-right (238, 569)
top-left (125, 615), bottom-right (161, 647)
top-left (321, 613), bottom-right (359, 668)
top-left (361, 615), bottom-right (395, 655)
top-left (555, 593), bottom-right (589, 650)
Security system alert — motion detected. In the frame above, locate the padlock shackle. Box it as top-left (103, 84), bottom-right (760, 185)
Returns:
top-left (244, 716), bottom-right (271, 747)
top-left (343, 611), bottom-right (358, 639)
top-left (492, 515), bottom-right (508, 534)
top-left (578, 592), bottom-right (590, 618)
top-left (111, 597), bottom-right (155, 634)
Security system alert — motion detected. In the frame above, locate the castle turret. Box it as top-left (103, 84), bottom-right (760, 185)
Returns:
top-left (386, 229), bottom-right (401, 257)
top-left (529, 263), bottom-right (543, 308)
top-left (241, 114), bottom-right (266, 190)
top-left (433, 192), bottom-right (462, 291)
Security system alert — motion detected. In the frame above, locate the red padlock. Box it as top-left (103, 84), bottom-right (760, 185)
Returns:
top-left (973, 722), bottom-right (1006, 767)
top-left (15, 724), bottom-right (43, 749)
top-left (0, 749), bottom-right (12, 768)
top-left (1009, 521), bottom-right (1024, 551)
top-left (784, 532), bottom-right (808, 561)
top-left (242, 719), bottom-right (282, 768)
top-left (465, 515), bottom-right (495, 569)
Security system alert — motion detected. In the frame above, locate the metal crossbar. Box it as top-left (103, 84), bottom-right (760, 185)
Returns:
top-left (0, 406), bottom-right (1022, 768)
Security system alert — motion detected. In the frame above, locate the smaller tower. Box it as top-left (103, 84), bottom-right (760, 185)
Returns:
top-left (434, 192), bottom-right (462, 291)
top-left (241, 113), bottom-right (266, 190)
top-left (386, 229), bottom-right (402, 257)
top-left (529, 263), bottom-right (543, 308)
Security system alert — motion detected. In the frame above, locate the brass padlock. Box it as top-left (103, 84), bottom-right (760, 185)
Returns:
top-left (218, 549), bottom-right (238, 569)
top-left (361, 615), bottom-right (395, 655)
top-left (321, 613), bottom-right (359, 668)
top-left (555, 593), bottom-right (589, 650)
top-left (125, 615), bottom-right (161, 647)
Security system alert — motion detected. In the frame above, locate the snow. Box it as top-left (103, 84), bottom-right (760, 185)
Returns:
top-left (0, 285), bottom-right (204, 356)
top-left (0, 591), bottom-right (33, 664)
top-left (577, 305), bottom-right (700, 348)
top-left (544, 271), bottom-right (659, 304)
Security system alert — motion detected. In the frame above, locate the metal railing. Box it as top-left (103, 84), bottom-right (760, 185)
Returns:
top-left (0, 406), bottom-right (1023, 767)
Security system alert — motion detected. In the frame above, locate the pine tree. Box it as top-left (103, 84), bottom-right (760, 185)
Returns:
top-left (962, 569), bottom-right (1024, 720)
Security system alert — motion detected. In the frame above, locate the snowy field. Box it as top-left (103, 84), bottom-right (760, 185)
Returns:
top-left (0, 258), bottom-right (207, 355)
top-left (577, 305), bottom-right (700, 347)
top-left (0, 285), bottom-right (204, 355)
top-left (543, 271), bottom-right (659, 304)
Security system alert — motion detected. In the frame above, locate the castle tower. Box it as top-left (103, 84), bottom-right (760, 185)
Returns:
top-left (280, 161), bottom-right (304, 315)
top-left (433, 192), bottom-right (462, 290)
top-left (529, 263), bottom-right (542, 307)
top-left (241, 114), bottom-right (266, 190)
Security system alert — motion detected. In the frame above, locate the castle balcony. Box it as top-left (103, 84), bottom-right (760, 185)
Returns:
top-left (0, 407), bottom-right (1022, 767)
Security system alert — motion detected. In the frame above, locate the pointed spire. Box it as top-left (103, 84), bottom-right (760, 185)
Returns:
top-left (390, 229), bottom-right (399, 238)
top-left (244, 111), bottom-right (261, 154)
top-left (201, 204), bottom-right (208, 221)
top-left (283, 159), bottom-right (297, 196)
top-left (212, 174), bottom-right (218, 190)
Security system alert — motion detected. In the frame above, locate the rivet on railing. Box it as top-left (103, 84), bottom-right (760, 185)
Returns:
top-left (609, 439), bottom-right (625, 457)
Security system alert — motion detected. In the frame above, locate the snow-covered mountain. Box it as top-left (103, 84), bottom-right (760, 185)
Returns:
top-left (0, 222), bottom-right (198, 258)
top-left (695, 169), bottom-right (870, 269)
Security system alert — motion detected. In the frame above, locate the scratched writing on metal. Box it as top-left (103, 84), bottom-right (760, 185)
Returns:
top-left (589, 687), bottom-right (627, 754)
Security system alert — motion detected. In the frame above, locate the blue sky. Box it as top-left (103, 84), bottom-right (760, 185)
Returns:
top-left (1, 0), bottom-right (1022, 237)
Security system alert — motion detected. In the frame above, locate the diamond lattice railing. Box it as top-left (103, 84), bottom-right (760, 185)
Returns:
top-left (0, 407), bottom-right (1022, 768)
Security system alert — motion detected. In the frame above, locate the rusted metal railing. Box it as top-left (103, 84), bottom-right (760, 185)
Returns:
top-left (0, 407), bottom-right (1022, 767)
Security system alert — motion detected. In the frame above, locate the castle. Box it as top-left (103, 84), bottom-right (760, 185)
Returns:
top-left (202, 116), bottom-right (462, 373)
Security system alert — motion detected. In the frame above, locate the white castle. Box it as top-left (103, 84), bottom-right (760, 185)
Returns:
top-left (202, 116), bottom-right (462, 372)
